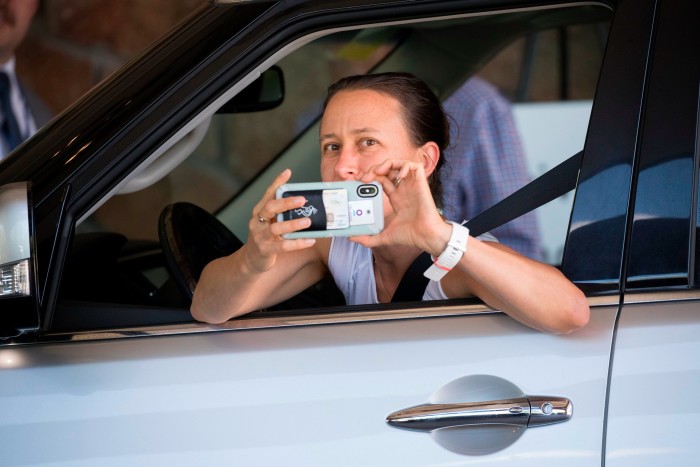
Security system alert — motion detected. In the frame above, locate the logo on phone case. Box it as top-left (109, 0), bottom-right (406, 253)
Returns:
top-left (294, 205), bottom-right (319, 217)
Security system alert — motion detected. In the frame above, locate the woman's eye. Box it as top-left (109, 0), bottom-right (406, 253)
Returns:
top-left (323, 143), bottom-right (340, 153)
top-left (360, 139), bottom-right (377, 148)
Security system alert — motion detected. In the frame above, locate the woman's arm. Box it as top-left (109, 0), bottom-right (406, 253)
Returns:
top-left (191, 169), bottom-right (327, 324)
top-left (192, 244), bottom-right (326, 323)
top-left (358, 158), bottom-right (589, 334)
top-left (429, 224), bottom-right (589, 334)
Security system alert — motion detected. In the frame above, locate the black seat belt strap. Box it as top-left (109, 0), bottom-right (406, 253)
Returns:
top-left (466, 151), bottom-right (582, 236)
top-left (391, 252), bottom-right (432, 302)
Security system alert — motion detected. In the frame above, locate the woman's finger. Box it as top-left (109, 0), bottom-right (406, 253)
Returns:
top-left (269, 216), bottom-right (312, 237)
top-left (252, 169), bottom-right (293, 219)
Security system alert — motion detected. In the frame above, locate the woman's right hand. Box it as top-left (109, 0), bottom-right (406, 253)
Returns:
top-left (192, 169), bottom-right (325, 323)
top-left (243, 169), bottom-right (316, 274)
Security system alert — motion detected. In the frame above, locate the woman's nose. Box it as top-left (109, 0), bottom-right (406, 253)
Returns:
top-left (334, 147), bottom-right (359, 180)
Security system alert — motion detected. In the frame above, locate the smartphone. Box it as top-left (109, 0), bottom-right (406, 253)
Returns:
top-left (275, 181), bottom-right (384, 238)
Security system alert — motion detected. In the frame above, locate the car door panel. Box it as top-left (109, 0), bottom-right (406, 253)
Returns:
top-left (605, 0), bottom-right (700, 464)
top-left (1, 304), bottom-right (617, 466)
top-left (605, 297), bottom-right (700, 465)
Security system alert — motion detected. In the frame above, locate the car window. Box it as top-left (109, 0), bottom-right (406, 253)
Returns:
top-left (79, 31), bottom-right (399, 241)
top-left (64, 5), bottom-right (611, 323)
top-left (80, 9), bottom-right (607, 261)
top-left (478, 24), bottom-right (606, 263)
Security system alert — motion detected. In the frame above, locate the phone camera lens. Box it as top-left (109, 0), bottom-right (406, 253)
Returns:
top-left (358, 184), bottom-right (377, 197)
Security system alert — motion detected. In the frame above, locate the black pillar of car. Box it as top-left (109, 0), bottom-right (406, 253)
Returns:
top-left (625, 0), bottom-right (700, 288)
top-left (561, 0), bottom-right (658, 293)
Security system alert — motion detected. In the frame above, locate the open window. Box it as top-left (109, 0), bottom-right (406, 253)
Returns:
top-left (53, 4), bottom-right (611, 332)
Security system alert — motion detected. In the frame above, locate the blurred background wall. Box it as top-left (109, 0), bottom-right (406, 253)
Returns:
top-left (17, 0), bottom-right (207, 115)
top-left (15, 1), bottom-right (604, 116)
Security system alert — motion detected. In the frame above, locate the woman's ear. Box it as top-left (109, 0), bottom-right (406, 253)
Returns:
top-left (420, 142), bottom-right (440, 176)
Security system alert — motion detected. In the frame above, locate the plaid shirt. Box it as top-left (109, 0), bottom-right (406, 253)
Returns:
top-left (441, 77), bottom-right (542, 260)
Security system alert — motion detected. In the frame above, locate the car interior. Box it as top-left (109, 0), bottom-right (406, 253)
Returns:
top-left (50, 5), bottom-right (612, 332)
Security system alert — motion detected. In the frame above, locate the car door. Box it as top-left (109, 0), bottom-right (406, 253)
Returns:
top-left (604, 0), bottom-right (700, 464)
top-left (0, 0), bottom-right (652, 465)
top-left (1, 305), bottom-right (617, 466)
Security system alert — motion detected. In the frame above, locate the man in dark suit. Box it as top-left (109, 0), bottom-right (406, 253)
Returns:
top-left (0, 0), bottom-right (51, 160)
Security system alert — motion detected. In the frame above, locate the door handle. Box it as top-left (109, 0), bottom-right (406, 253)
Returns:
top-left (386, 395), bottom-right (572, 432)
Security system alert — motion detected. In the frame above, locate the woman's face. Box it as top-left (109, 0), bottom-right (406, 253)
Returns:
top-left (319, 89), bottom-right (421, 182)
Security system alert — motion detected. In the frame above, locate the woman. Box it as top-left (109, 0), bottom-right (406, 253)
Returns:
top-left (191, 72), bottom-right (589, 333)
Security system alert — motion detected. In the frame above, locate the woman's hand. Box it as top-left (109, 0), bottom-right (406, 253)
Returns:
top-left (353, 159), bottom-right (447, 254)
top-left (244, 169), bottom-right (317, 274)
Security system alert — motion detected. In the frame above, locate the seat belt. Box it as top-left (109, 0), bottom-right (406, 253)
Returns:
top-left (390, 150), bottom-right (582, 302)
top-left (465, 151), bottom-right (582, 236)
top-left (391, 252), bottom-right (432, 302)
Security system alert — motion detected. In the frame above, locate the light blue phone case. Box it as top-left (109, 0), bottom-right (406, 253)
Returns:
top-left (275, 181), bottom-right (384, 238)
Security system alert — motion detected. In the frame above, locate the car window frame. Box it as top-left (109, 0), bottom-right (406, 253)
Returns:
top-left (72, 3), bottom-right (617, 333)
top-left (3, 0), bottom-right (625, 344)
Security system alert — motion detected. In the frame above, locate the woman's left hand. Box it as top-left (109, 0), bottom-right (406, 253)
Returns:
top-left (352, 158), bottom-right (446, 253)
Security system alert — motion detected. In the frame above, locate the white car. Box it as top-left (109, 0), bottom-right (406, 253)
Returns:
top-left (1, 0), bottom-right (698, 465)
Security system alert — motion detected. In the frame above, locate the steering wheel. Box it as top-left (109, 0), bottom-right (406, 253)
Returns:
top-left (158, 202), bottom-right (345, 309)
top-left (158, 202), bottom-right (243, 303)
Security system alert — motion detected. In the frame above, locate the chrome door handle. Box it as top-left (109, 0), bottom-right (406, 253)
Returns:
top-left (386, 396), bottom-right (572, 432)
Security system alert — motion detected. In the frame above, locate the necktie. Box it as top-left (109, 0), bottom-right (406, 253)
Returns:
top-left (0, 72), bottom-right (23, 151)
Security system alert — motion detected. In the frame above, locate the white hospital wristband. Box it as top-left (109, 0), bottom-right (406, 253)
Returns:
top-left (423, 221), bottom-right (469, 281)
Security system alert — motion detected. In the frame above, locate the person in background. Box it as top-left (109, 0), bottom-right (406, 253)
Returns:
top-left (0, 0), bottom-right (51, 161)
top-left (442, 76), bottom-right (542, 260)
